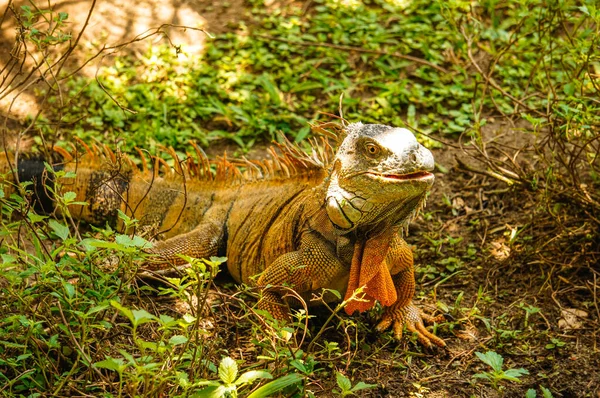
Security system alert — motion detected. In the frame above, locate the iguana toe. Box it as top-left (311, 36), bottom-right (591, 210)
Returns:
top-left (375, 303), bottom-right (446, 348)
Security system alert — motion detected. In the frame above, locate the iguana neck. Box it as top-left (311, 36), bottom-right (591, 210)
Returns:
top-left (324, 160), bottom-right (427, 236)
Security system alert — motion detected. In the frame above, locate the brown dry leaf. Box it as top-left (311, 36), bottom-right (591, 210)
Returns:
top-left (455, 325), bottom-right (478, 341)
top-left (558, 308), bottom-right (588, 330)
top-left (452, 197), bottom-right (465, 210)
top-left (490, 240), bottom-right (511, 261)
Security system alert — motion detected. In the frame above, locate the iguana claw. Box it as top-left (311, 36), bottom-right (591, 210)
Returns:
top-left (375, 302), bottom-right (446, 348)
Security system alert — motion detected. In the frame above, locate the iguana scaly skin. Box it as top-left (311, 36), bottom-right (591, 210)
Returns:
top-left (0, 123), bottom-right (445, 347)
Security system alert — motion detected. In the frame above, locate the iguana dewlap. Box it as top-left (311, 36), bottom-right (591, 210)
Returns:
top-left (0, 123), bottom-right (445, 347)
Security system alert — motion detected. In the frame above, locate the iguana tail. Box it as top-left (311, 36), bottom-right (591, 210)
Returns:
top-left (0, 150), bottom-right (65, 214)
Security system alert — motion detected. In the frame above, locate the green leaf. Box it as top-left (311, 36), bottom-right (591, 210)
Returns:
top-left (63, 191), bottom-right (77, 202)
top-left (336, 373), bottom-right (352, 392)
top-left (87, 304), bottom-right (110, 315)
top-left (62, 281), bottom-right (76, 299)
top-left (94, 357), bottom-right (126, 373)
top-left (49, 219), bottom-right (70, 240)
top-left (1, 253), bottom-right (16, 265)
top-left (525, 389), bottom-right (537, 398)
top-left (289, 359), bottom-right (307, 373)
top-left (110, 300), bottom-right (134, 324)
top-left (168, 335), bottom-right (189, 346)
top-left (234, 370), bottom-right (272, 386)
top-left (502, 368), bottom-right (528, 381)
top-left (115, 234), bottom-right (152, 249)
top-left (247, 373), bottom-right (303, 398)
top-left (351, 381), bottom-right (377, 392)
top-left (563, 83), bottom-right (575, 96)
top-left (475, 351), bottom-right (504, 372)
top-left (472, 372), bottom-right (491, 380)
top-left (258, 74), bottom-right (282, 106)
top-left (131, 309), bottom-right (157, 327)
top-left (324, 288), bottom-right (342, 300)
top-left (193, 385), bottom-right (228, 398)
top-left (27, 213), bottom-right (47, 223)
top-left (290, 81), bottom-right (323, 92)
top-left (218, 357), bottom-right (238, 384)
top-left (540, 386), bottom-right (554, 398)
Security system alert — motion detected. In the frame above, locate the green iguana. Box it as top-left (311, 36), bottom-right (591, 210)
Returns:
top-left (0, 122), bottom-right (445, 347)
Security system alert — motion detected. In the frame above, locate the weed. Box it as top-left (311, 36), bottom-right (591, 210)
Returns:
top-left (526, 386), bottom-right (554, 398)
top-left (190, 356), bottom-right (302, 398)
top-left (545, 338), bottom-right (566, 350)
top-left (473, 351), bottom-right (529, 390)
top-left (333, 372), bottom-right (376, 397)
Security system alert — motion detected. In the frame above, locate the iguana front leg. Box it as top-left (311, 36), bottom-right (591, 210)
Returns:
top-left (256, 232), bottom-right (346, 320)
top-left (375, 236), bottom-right (446, 348)
top-left (145, 221), bottom-right (222, 270)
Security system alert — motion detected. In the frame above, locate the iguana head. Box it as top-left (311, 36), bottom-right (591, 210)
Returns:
top-left (325, 122), bottom-right (434, 233)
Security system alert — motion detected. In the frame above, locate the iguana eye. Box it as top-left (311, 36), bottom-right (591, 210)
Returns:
top-left (364, 142), bottom-right (381, 158)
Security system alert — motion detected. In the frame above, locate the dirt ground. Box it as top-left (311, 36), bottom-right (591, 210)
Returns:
top-left (0, 1), bottom-right (598, 397)
top-left (0, 0), bottom-right (248, 118)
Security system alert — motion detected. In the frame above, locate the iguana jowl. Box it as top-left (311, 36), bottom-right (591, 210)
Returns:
top-left (1, 123), bottom-right (445, 347)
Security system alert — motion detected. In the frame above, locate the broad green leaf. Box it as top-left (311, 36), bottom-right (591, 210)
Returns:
top-left (351, 381), bottom-right (377, 392)
top-left (502, 368), bottom-right (528, 381)
top-left (475, 351), bottom-right (504, 372)
top-left (131, 309), bottom-right (157, 327)
top-left (541, 386), bottom-right (554, 398)
top-left (110, 300), bottom-right (134, 324)
top-left (563, 82), bottom-right (575, 96)
top-left (336, 373), bottom-right (352, 392)
top-left (289, 359), bottom-right (307, 373)
top-left (526, 389), bottom-right (537, 398)
top-left (79, 238), bottom-right (100, 252)
top-left (247, 373), bottom-right (303, 398)
top-left (159, 314), bottom-right (176, 326)
top-left (218, 357), bottom-right (238, 384)
top-left (168, 335), bottom-right (189, 346)
top-left (193, 385), bottom-right (228, 398)
top-left (62, 281), bottom-right (75, 299)
top-left (324, 288), bottom-right (342, 300)
top-left (115, 234), bottom-right (151, 249)
top-left (183, 314), bottom-right (197, 324)
top-left (176, 371), bottom-right (190, 388)
top-left (87, 304), bottom-right (110, 315)
top-left (49, 219), bottom-right (69, 240)
top-left (1, 254), bottom-right (16, 265)
top-left (94, 357), bottom-right (126, 373)
top-left (63, 191), bottom-right (77, 202)
top-left (472, 373), bottom-right (491, 380)
top-left (27, 213), bottom-right (47, 223)
top-left (235, 370), bottom-right (272, 386)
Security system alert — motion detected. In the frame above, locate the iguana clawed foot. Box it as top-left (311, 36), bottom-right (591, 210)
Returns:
top-left (375, 302), bottom-right (446, 348)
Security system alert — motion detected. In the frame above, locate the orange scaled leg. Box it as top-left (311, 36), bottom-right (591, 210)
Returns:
top-left (375, 236), bottom-right (446, 348)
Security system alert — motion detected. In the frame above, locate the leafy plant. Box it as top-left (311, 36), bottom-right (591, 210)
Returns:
top-left (473, 351), bottom-right (529, 390)
top-left (192, 356), bottom-right (302, 398)
top-left (545, 338), bottom-right (566, 350)
top-left (526, 386), bottom-right (554, 398)
top-left (333, 372), bottom-right (376, 397)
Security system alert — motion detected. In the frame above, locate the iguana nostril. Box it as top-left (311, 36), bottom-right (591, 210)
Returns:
top-left (409, 153), bottom-right (417, 164)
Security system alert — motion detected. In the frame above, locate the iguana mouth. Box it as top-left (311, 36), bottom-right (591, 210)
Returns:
top-left (368, 171), bottom-right (433, 181)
